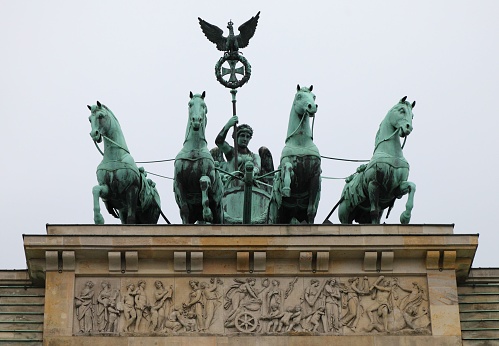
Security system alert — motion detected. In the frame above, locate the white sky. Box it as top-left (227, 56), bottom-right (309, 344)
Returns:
top-left (1, 1), bottom-right (498, 269)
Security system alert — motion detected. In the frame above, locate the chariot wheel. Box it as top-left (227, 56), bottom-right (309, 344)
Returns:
top-left (234, 311), bottom-right (258, 333)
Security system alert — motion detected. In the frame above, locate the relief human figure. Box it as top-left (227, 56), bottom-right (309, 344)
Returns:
top-left (106, 292), bottom-right (121, 333)
top-left (150, 280), bottom-right (173, 332)
top-left (122, 283), bottom-right (138, 332)
top-left (134, 280), bottom-right (149, 332)
top-left (259, 303), bottom-right (282, 333)
top-left (308, 306), bottom-right (326, 332)
top-left (366, 276), bottom-right (393, 332)
top-left (162, 305), bottom-right (184, 333)
top-left (224, 278), bottom-right (261, 327)
top-left (96, 281), bottom-right (112, 332)
top-left (266, 279), bottom-right (283, 313)
top-left (287, 305), bottom-right (303, 332)
top-left (301, 279), bottom-right (327, 332)
top-left (200, 278), bottom-right (223, 331)
top-left (340, 277), bottom-right (368, 331)
top-left (183, 280), bottom-right (205, 331)
top-left (324, 278), bottom-right (341, 333)
top-left (75, 281), bottom-right (95, 333)
top-left (276, 306), bottom-right (297, 332)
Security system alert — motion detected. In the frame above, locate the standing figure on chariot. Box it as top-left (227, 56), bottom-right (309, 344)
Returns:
top-left (215, 115), bottom-right (261, 185)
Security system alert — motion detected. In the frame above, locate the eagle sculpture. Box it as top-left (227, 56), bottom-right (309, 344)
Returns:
top-left (198, 12), bottom-right (260, 54)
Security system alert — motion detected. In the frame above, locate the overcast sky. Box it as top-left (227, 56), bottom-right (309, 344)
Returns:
top-left (1, 1), bottom-right (498, 269)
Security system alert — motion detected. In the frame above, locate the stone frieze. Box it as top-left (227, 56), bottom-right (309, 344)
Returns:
top-left (73, 276), bottom-right (431, 336)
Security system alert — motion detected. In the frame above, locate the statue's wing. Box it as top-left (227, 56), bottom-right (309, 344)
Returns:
top-left (259, 146), bottom-right (274, 176)
top-left (198, 17), bottom-right (227, 51)
top-left (210, 147), bottom-right (225, 163)
top-left (236, 11), bottom-right (260, 49)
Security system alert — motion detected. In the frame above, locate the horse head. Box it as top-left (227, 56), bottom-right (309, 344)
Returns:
top-left (386, 96), bottom-right (416, 138)
top-left (88, 101), bottom-right (114, 143)
top-left (293, 84), bottom-right (318, 118)
top-left (188, 91), bottom-right (207, 132)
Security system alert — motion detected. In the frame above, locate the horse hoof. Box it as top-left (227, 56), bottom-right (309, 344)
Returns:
top-left (203, 209), bottom-right (213, 223)
top-left (94, 214), bottom-right (105, 225)
top-left (400, 211), bottom-right (411, 224)
top-left (282, 187), bottom-right (291, 197)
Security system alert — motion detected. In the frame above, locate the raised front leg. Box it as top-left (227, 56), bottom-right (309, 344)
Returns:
top-left (92, 184), bottom-right (109, 224)
top-left (368, 181), bottom-right (381, 224)
top-left (281, 161), bottom-right (293, 197)
top-left (398, 181), bottom-right (416, 224)
top-left (200, 176), bottom-right (213, 223)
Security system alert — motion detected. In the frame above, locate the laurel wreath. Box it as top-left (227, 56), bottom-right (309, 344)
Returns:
top-left (215, 53), bottom-right (251, 89)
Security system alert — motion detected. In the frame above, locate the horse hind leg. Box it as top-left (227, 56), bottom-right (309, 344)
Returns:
top-left (368, 181), bottom-right (381, 224)
top-left (200, 176), bottom-right (213, 223)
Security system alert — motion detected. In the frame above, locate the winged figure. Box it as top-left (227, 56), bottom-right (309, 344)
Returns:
top-left (198, 11), bottom-right (260, 54)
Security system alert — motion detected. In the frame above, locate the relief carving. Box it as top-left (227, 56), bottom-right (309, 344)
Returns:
top-left (74, 275), bottom-right (430, 336)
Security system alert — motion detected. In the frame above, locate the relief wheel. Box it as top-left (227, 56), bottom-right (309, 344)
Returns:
top-left (234, 311), bottom-right (258, 333)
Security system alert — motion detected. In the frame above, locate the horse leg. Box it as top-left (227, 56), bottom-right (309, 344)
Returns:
top-left (174, 180), bottom-right (190, 224)
top-left (200, 176), bottom-right (213, 223)
top-left (398, 181), bottom-right (416, 224)
top-left (307, 175), bottom-right (321, 224)
top-left (281, 161), bottom-right (293, 197)
top-left (125, 185), bottom-right (139, 224)
top-left (92, 184), bottom-right (108, 224)
top-left (368, 181), bottom-right (381, 224)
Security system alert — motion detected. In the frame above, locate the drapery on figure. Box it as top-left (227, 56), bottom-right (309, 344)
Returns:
top-left (184, 280), bottom-right (205, 331)
top-left (150, 280), bottom-right (173, 331)
top-left (96, 281), bottom-right (112, 332)
top-left (75, 281), bottom-right (95, 333)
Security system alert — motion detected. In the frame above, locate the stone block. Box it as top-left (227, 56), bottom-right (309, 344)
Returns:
top-left (108, 251), bottom-right (121, 272)
top-left (426, 250), bottom-right (440, 269)
top-left (191, 251), bottom-right (203, 272)
top-left (174, 252), bottom-right (187, 271)
top-left (253, 251), bottom-right (266, 272)
top-left (316, 251), bottom-right (329, 272)
top-left (380, 251), bottom-right (394, 271)
top-left (46, 250), bottom-right (59, 271)
top-left (125, 251), bottom-right (138, 272)
top-left (237, 252), bottom-right (250, 271)
top-left (443, 250), bottom-right (456, 270)
top-left (364, 251), bottom-right (377, 271)
top-left (299, 251), bottom-right (312, 271)
top-left (62, 251), bottom-right (75, 271)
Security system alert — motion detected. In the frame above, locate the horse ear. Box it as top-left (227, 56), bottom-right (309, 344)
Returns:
top-left (189, 91), bottom-right (193, 99)
top-left (309, 85), bottom-right (313, 92)
top-left (400, 96), bottom-right (407, 103)
top-left (411, 100), bottom-right (416, 109)
top-left (297, 84), bottom-right (301, 92)
top-left (97, 101), bottom-right (102, 108)
top-left (87, 105), bottom-right (91, 111)
top-left (201, 91), bottom-right (206, 99)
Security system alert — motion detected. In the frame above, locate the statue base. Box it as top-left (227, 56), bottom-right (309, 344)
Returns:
top-left (23, 224), bottom-right (477, 345)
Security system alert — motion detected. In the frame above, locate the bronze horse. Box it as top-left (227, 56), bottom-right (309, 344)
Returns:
top-left (269, 85), bottom-right (321, 224)
top-left (88, 102), bottom-right (161, 224)
top-left (174, 92), bottom-right (223, 224)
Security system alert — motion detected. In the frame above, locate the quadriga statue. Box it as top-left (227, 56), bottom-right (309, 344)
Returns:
top-left (338, 96), bottom-right (416, 224)
top-left (269, 85), bottom-right (321, 224)
top-left (88, 101), bottom-right (161, 224)
top-left (174, 92), bottom-right (223, 224)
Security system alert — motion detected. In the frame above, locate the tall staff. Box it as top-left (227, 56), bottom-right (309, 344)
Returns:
top-left (198, 12), bottom-right (261, 224)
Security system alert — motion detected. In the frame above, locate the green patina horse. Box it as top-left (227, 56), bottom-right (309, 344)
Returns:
top-left (88, 102), bottom-right (161, 224)
top-left (174, 92), bottom-right (223, 224)
top-left (338, 96), bottom-right (416, 224)
top-left (269, 85), bottom-right (321, 224)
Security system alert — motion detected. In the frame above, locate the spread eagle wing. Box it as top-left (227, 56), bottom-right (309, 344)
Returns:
top-left (198, 17), bottom-right (227, 51)
top-left (236, 11), bottom-right (260, 49)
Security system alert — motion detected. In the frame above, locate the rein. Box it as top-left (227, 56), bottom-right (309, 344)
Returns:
top-left (93, 135), bottom-right (130, 157)
top-left (373, 127), bottom-right (408, 153)
top-left (285, 110), bottom-right (311, 143)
